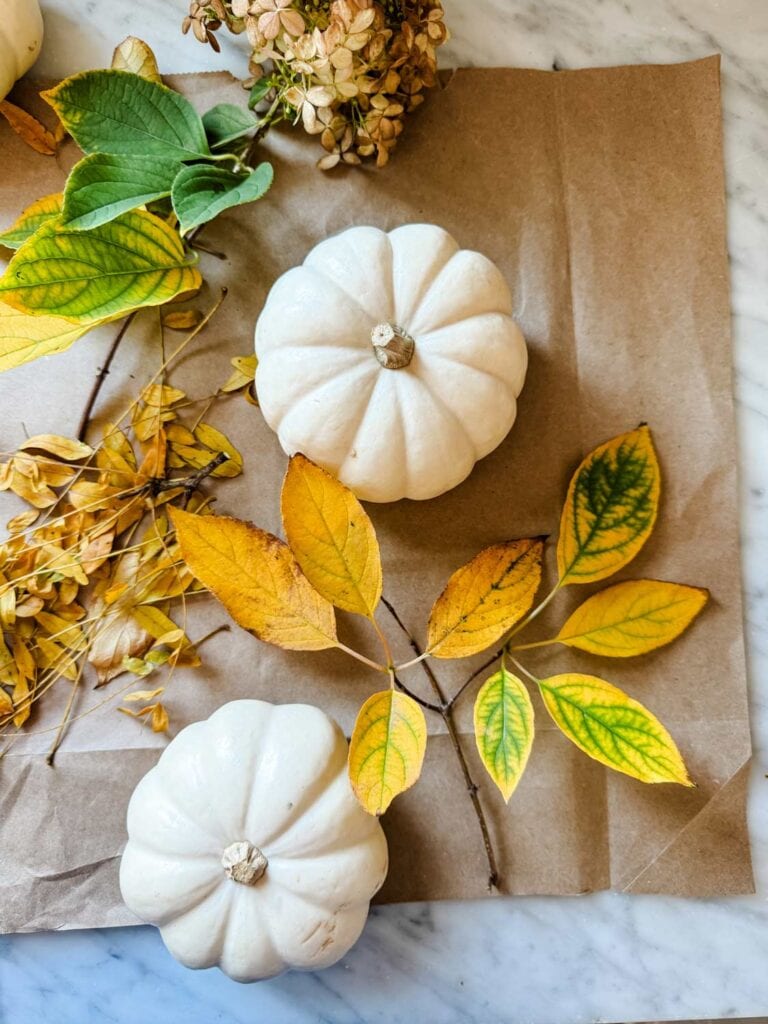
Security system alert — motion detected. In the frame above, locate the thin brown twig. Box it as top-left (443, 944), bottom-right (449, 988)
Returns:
top-left (76, 314), bottom-right (137, 442)
top-left (381, 595), bottom-right (500, 892)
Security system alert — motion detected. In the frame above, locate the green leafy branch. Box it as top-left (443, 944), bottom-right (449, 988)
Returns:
top-left (0, 38), bottom-right (272, 374)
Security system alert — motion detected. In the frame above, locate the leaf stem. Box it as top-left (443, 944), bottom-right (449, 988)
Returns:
top-left (382, 595), bottom-right (500, 892)
top-left (506, 581), bottom-right (563, 640)
top-left (394, 650), bottom-right (429, 671)
top-left (509, 638), bottom-right (557, 652)
top-left (335, 642), bottom-right (387, 674)
top-left (371, 614), bottom-right (394, 670)
top-left (507, 654), bottom-right (541, 688)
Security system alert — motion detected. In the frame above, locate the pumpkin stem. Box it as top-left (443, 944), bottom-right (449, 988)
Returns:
top-left (371, 322), bottom-right (415, 369)
top-left (221, 840), bottom-right (268, 885)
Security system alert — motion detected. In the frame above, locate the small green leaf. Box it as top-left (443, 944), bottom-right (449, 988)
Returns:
top-left (539, 672), bottom-right (693, 786)
top-left (203, 103), bottom-right (256, 149)
top-left (0, 210), bottom-right (202, 324)
top-left (474, 667), bottom-right (534, 801)
top-left (62, 153), bottom-right (179, 230)
top-left (0, 194), bottom-right (63, 250)
top-left (172, 162), bottom-right (273, 234)
top-left (248, 79), bottom-right (271, 110)
top-left (42, 70), bottom-right (211, 162)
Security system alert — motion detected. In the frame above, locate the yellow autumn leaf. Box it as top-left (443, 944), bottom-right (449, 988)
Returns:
top-left (111, 36), bottom-right (162, 83)
top-left (131, 605), bottom-right (180, 641)
top-left (123, 686), bottom-right (165, 703)
top-left (221, 354), bottom-right (257, 395)
top-left (348, 690), bottom-right (427, 815)
top-left (281, 454), bottom-right (382, 618)
top-left (553, 579), bottom-right (709, 657)
top-left (162, 309), bottom-right (203, 330)
top-left (169, 506), bottom-right (338, 651)
top-left (17, 435), bottom-right (93, 461)
top-left (426, 538), bottom-right (544, 659)
top-left (557, 425), bottom-right (660, 586)
top-left (539, 672), bottom-right (693, 786)
top-left (0, 303), bottom-right (91, 373)
top-left (474, 666), bottom-right (534, 802)
top-left (191, 422), bottom-right (243, 477)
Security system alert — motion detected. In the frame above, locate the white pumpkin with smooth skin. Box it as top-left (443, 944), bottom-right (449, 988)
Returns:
top-left (119, 700), bottom-right (388, 983)
top-left (255, 223), bottom-right (527, 502)
top-left (0, 0), bottom-right (43, 103)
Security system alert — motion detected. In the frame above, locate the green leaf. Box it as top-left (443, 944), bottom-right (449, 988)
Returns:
top-left (42, 70), bottom-right (211, 162)
top-left (0, 303), bottom-right (94, 372)
top-left (203, 103), bottom-right (256, 149)
top-left (474, 667), bottom-right (534, 801)
top-left (171, 162), bottom-right (273, 234)
top-left (0, 194), bottom-right (63, 251)
top-left (557, 425), bottom-right (660, 585)
top-left (539, 672), bottom-right (693, 786)
top-left (62, 153), bottom-right (179, 230)
top-left (554, 579), bottom-right (709, 657)
top-left (0, 210), bottom-right (202, 324)
top-left (248, 79), bottom-right (271, 110)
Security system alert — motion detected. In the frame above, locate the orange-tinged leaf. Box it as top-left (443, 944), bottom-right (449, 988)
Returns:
top-left (539, 672), bottom-right (693, 786)
top-left (557, 426), bottom-right (660, 586)
top-left (474, 666), bottom-right (534, 801)
top-left (169, 507), bottom-right (338, 651)
top-left (111, 36), bottom-right (162, 83)
top-left (348, 690), bottom-right (427, 815)
top-left (281, 454), bottom-right (382, 618)
top-left (554, 579), bottom-right (709, 657)
top-left (426, 539), bottom-right (544, 659)
top-left (151, 702), bottom-right (169, 732)
top-left (0, 101), bottom-right (59, 155)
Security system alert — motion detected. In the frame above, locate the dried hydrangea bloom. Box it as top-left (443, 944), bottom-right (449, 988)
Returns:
top-left (182, 0), bottom-right (449, 168)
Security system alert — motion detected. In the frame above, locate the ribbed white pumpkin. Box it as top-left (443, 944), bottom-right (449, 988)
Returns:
top-left (120, 701), bottom-right (388, 983)
top-left (255, 223), bottom-right (527, 502)
top-left (0, 0), bottom-right (43, 103)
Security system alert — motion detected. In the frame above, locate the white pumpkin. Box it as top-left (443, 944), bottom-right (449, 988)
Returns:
top-left (255, 223), bottom-right (527, 502)
top-left (119, 700), bottom-right (388, 983)
top-left (0, 0), bottom-right (43, 103)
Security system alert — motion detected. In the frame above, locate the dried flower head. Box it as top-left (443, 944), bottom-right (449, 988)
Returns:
top-left (182, 0), bottom-right (449, 167)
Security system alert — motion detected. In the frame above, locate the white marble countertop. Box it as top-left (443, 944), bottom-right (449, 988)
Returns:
top-left (1, 1), bottom-right (767, 1022)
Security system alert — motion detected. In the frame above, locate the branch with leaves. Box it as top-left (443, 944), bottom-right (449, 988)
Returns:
top-left (171, 424), bottom-right (707, 891)
top-left (0, 38), bottom-right (272, 375)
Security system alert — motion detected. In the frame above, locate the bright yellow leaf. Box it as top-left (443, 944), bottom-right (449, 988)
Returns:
top-left (426, 538), bottom-right (544, 659)
top-left (554, 579), bottom-right (709, 657)
top-left (281, 454), bottom-right (382, 618)
top-left (474, 667), bottom-right (534, 801)
top-left (557, 425), bottom-right (660, 586)
top-left (348, 690), bottom-right (427, 815)
top-left (0, 302), bottom-right (90, 373)
top-left (191, 422), bottom-right (243, 477)
top-left (539, 672), bottom-right (692, 786)
top-left (170, 506), bottom-right (338, 651)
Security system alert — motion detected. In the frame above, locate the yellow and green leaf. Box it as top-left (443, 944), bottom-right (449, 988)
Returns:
top-left (0, 303), bottom-right (91, 373)
top-left (281, 453), bottom-right (382, 619)
top-left (554, 579), bottom-right (708, 657)
top-left (0, 210), bottom-right (201, 324)
top-left (539, 672), bottom-right (692, 786)
top-left (474, 666), bottom-right (534, 801)
top-left (348, 689), bottom-right (427, 815)
top-left (0, 193), bottom-right (63, 251)
top-left (426, 538), bottom-right (544, 659)
top-left (169, 507), bottom-right (338, 651)
top-left (557, 425), bottom-right (660, 586)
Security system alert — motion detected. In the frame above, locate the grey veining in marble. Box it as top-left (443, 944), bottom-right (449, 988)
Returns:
top-left (1, 1), bottom-right (767, 1022)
